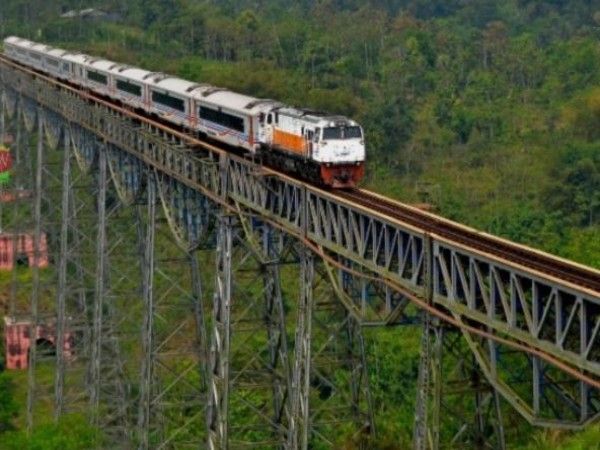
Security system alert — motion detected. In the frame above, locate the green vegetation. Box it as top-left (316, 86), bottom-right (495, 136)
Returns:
top-left (0, 368), bottom-right (102, 449)
top-left (0, 373), bottom-right (18, 432)
top-left (0, 413), bottom-right (102, 449)
top-left (0, 1), bottom-right (599, 448)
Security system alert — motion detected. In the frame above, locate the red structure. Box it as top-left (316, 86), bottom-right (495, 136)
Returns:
top-left (0, 232), bottom-right (49, 270)
top-left (0, 189), bottom-right (33, 203)
top-left (4, 316), bottom-right (74, 370)
top-left (0, 146), bottom-right (12, 172)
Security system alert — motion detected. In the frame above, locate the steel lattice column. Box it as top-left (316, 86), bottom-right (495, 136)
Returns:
top-left (135, 169), bottom-right (212, 449)
top-left (26, 110), bottom-right (44, 433)
top-left (54, 126), bottom-right (71, 418)
top-left (207, 214), bottom-right (234, 449)
top-left (51, 124), bottom-right (103, 421)
top-left (88, 146), bottom-right (131, 442)
top-left (413, 314), bottom-right (443, 450)
top-left (287, 248), bottom-right (314, 450)
top-left (90, 146), bottom-right (108, 422)
top-left (414, 320), bottom-right (506, 450)
top-left (262, 224), bottom-right (292, 445)
top-left (137, 176), bottom-right (156, 448)
top-left (338, 269), bottom-right (377, 446)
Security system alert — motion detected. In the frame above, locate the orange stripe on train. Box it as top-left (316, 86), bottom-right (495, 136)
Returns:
top-left (272, 128), bottom-right (306, 155)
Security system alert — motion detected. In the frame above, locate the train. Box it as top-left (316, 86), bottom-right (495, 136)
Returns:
top-left (2, 36), bottom-right (365, 188)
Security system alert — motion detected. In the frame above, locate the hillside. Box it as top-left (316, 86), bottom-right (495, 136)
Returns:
top-left (0, 1), bottom-right (599, 448)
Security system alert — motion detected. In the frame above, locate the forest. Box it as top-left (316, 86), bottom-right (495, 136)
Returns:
top-left (0, 0), bottom-right (599, 448)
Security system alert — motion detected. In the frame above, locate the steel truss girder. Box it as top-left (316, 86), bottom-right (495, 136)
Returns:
top-left (1, 61), bottom-right (599, 432)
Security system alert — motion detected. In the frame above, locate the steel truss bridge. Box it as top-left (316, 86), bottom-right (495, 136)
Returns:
top-left (0, 56), bottom-right (599, 449)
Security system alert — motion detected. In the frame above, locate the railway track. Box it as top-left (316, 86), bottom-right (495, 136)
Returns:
top-left (337, 189), bottom-right (600, 294)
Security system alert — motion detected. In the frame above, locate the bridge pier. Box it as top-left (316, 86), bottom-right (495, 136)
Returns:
top-left (26, 110), bottom-right (44, 433)
top-left (54, 124), bottom-right (71, 419)
top-left (137, 175), bottom-right (156, 448)
top-left (287, 247), bottom-right (314, 450)
top-left (89, 144), bottom-right (130, 440)
top-left (134, 173), bottom-right (210, 448)
top-left (414, 316), bottom-right (506, 450)
top-left (207, 214), bottom-right (233, 449)
top-left (262, 224), bottom-right (293, 446)
top-left (206, 216), bottom-right (298, 449)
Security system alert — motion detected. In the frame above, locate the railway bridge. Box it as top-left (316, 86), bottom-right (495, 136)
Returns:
top-left (0, 56), bottom-right (599, 449)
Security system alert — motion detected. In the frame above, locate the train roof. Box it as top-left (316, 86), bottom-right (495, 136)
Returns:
top-left (146, 75), bottom-right (199, 96)
top-left (85, 58), bottom-right (117, 72)
top-left (192, 89), bottom-right (282, 114)
top-left (63, 53), bottom-right (90, 64)
top-left (47, 48), bottom-right (69, 58)
top-left (108, 65), bottom-right (152, 82)
top-left (199, 90), bottom-right (256, 111)
top-left (30, 43), bottom-right (52, 54)
top-left (4, 36), bottom-right (24, 45)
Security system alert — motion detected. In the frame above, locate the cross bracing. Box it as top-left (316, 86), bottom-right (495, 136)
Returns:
top-left (1, 56), bottom-right (599, 449)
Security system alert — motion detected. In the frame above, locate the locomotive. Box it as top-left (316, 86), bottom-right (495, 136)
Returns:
top-left (3, 36), bottom-right (365, 188)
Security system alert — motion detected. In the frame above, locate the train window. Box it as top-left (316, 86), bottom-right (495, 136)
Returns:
top-left (199, 106), bottom-right (245, 133)
top-left (29, 52), bottom-right (41, 60)
top-left (345, 126), bottom-right (362, 139)
top-left (62, 63), bottom-right (70, 73)
top-left (323, 127), bottom-right (343, 140)
top-left (87, 70), bottom-right (108, 85)
top-left (117, 79), bottom-right (142, 97)
top-left (314, 128), bottom-right (320, 142)
top-left (46, 58), bottom-right (60, 67)
top-left (323, 127), bottom-right (362, 140)
top-left (267, 114), bottom-right (272, 125)
top-left (152, 90), bottom-right (185, 112)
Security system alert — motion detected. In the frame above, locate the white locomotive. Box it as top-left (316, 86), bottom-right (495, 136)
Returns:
top-left (3, 36), bottom-right (365, 187)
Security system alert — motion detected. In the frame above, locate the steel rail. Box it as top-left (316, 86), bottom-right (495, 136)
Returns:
top-left (338, 189), bottom-right (600, 293)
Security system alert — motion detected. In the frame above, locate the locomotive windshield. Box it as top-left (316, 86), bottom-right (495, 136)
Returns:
top-left (345, 126), bottom-right (362, 139)
top-left (323, 126), bottom-right (362, 140)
